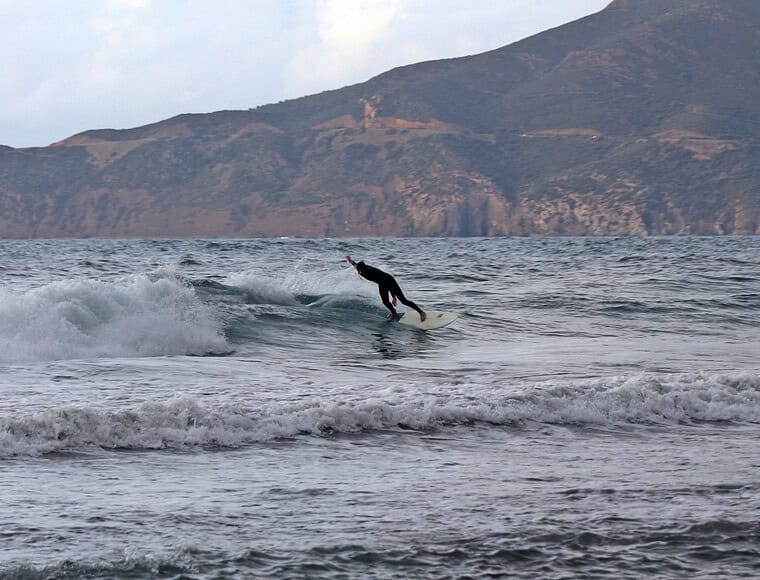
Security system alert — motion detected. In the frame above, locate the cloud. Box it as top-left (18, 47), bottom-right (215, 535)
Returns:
top-left (86, 7), bottom-right (158, 91)
top-left (110, 0), bottom-right (151, 8)
top-left (286, 0), bottom-right (403, 96)
top-left (318, 0), bottom-right (402, 50)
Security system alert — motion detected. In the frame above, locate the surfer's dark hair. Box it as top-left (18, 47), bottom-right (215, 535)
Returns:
top-left (357, 261), bottom-right (366, 270)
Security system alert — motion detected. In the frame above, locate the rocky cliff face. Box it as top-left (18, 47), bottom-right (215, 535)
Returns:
top-left (1, 0), bottom-right (759, 238)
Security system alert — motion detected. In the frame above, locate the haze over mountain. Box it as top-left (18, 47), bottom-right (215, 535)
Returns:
top-left (1, 0), bottom-right (758, 237)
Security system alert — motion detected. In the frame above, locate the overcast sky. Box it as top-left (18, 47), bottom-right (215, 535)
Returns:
top-left (1, 0), bottom-right (610, 148)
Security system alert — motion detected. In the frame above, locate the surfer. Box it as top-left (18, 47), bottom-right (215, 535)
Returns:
top-left (346, 255), bottom-right (426, 322)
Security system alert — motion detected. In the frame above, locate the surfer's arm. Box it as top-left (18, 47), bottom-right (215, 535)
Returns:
top-left (345, 255), bottom-right (358, 268)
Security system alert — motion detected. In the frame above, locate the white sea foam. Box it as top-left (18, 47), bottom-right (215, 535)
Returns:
top-left (2, 371), bottom-right (758, 457)
top-left (0, 274), bottom-right (229, 363)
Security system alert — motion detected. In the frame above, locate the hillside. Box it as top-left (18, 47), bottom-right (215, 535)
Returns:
top-left (1, 0), bottom-right (758, 237)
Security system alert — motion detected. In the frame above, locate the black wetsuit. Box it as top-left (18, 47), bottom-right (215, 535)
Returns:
top-left (349, 259), bottom-right (423, 319)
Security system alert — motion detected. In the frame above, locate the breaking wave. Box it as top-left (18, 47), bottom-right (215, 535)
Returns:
top-left (0, 274), bottom-right (229, 363)
top-left (2, 371), bottom-right (758, 457)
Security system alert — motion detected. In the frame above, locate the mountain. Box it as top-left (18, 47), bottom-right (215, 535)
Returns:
top-left (1, 0), bottom-right (759, 237)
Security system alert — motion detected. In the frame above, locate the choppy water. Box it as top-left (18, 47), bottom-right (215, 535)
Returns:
top-left (1, 236), bottom-right (759, 579)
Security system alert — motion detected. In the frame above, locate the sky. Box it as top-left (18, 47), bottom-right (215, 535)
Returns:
top-left (0, 0), bottom-right (610, 148)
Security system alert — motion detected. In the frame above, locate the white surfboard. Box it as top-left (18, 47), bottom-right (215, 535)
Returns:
top-left (397, 310), bottom-right (457, 330)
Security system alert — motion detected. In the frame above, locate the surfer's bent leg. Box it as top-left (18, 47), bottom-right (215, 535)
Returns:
top-left (390, 281), bottom-right (424, 317)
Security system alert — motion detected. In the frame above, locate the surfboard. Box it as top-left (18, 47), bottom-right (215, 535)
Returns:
top-left (397, 310), bottom-right (457, 330)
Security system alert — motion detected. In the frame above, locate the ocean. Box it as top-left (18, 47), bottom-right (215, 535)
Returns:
top-left (1, 236), bottom-right (758, 579)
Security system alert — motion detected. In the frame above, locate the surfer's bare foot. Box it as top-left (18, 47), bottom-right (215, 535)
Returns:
top-left (420, 311), bottom-right (427, 322)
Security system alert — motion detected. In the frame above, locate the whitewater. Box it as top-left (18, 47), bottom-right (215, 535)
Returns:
top-left (1, 236), bottom-right (758, 578)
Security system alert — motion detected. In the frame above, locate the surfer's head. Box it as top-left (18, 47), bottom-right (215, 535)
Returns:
top-left (356, 261), bottom-right (367, 274)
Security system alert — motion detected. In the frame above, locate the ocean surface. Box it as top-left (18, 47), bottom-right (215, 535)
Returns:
top-left (1, 236), bottom-right (758, 579)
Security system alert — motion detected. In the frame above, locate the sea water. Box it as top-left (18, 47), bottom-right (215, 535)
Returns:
top-left (0, 236), bottom-right (758, 579)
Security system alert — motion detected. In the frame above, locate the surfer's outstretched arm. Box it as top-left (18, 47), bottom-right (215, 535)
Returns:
top-left (346, 255), bottom-right (358, 268)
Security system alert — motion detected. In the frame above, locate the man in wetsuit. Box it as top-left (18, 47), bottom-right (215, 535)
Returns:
top-left (346, 255), bottom-right (427, 322)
